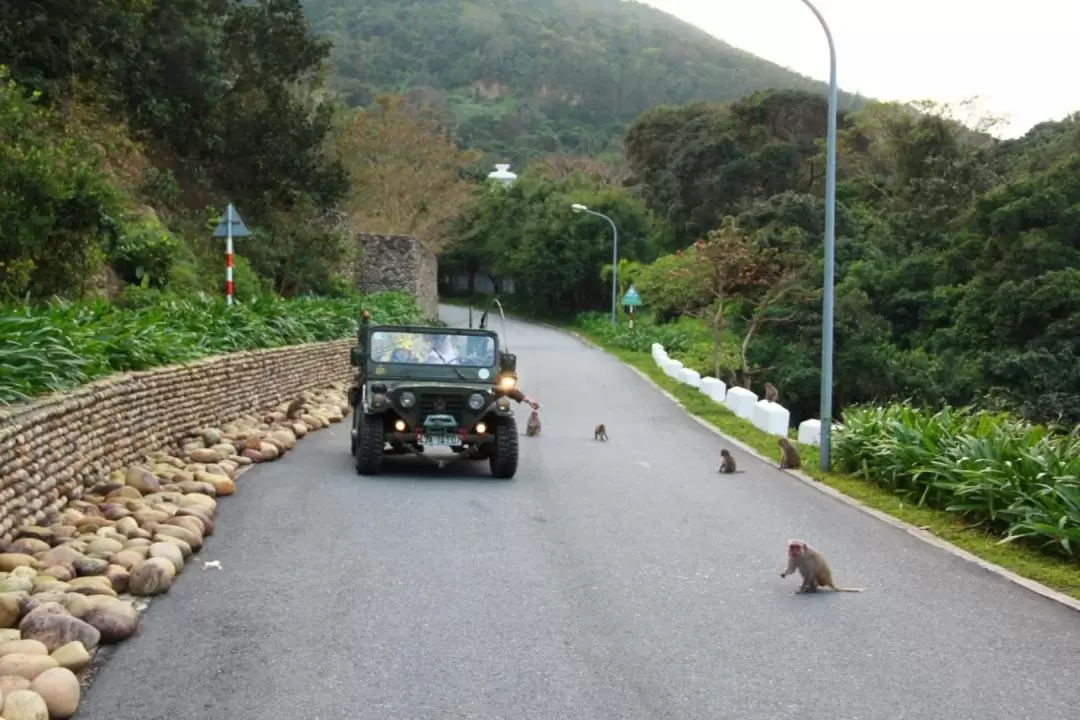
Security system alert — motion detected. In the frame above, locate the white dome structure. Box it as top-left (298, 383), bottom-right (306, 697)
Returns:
top-left (487, 163), bottom-right (517, 186)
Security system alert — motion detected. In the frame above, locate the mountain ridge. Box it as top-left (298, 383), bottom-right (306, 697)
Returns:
top-left (301, 0), bottom-right (866, 162)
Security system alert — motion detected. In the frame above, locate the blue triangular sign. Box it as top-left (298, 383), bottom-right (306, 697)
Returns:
top-left (212, 203), bottom-right (251, 237)
top-left (621, 284), bottom-right (642, 307)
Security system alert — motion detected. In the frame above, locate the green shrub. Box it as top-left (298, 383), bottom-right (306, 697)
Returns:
top-left (163, 247), bottom-right (272, 300)
top-left (833, 402), bottom-right (1080, 562)
top-left (105, 216), bottom-right (181, 288)
top-left (0, 291), bottom-right (422, 403)
top-left (574, 311), bottom-right (738, 377)
top-left (0, 66), bottom-right (124, 300)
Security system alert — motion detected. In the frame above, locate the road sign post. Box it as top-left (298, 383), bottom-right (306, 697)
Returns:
top-left (621, 285), bottom-right (642, 331)
top-left (211, 203), bottom-right (251, 306)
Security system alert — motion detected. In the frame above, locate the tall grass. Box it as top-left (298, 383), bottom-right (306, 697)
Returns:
top-left (834, 402), bottom-right (1080, 562)
top-left (0, 291), bottom-right (422, 404)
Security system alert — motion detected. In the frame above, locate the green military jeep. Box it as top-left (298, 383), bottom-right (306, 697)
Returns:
top-left (347, 310), bottom-right (520, 479)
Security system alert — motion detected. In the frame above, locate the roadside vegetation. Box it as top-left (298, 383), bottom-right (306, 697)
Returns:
top-left (0, 291), bottom-right (421, 404)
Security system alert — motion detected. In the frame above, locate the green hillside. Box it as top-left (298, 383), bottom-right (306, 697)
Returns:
top-left (301, 0), bottom-right (865, 163)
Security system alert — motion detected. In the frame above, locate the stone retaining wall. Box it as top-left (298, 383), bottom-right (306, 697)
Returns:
top-left (0, 338), bottom-right (355, 539)
top-left (355, 233), bottom-right (439, 320)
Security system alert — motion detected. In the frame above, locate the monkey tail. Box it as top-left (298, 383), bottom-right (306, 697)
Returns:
top-left (828, 585), bottom-right (863, 593)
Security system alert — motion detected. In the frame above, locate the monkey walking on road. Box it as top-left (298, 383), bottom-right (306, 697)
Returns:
top-left (717, 448), bottom-right (745, 474)
top-left (781, 539), bottom-right (864, 594)
top-left (764, 382), bottom-right (778, 404)
top-left (525, 409), bottom-right (542, 437)
top-left (777, 437), bottom-right (801, 470)
top-left (594, 423), bottom-right (608, 441)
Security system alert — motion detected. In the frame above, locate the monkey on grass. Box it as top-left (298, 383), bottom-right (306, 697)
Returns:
top-left (781, 539), bottom-right (863, 594)
top-left (717, 449), bottom-right (744, 474)
top-left (777, 437), bottom-right (801, 470)
top-left (593, 423), bottom-right (608, 441)
top-left (525, 409), bottom-right (541, 437)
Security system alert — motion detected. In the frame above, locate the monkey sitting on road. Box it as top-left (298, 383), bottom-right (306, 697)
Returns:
top-left (764, 382), bottom-right (778, 404)
top-left (593, 423), bottom-right (608, 441)
top-left (717, 448), bottom-right (745, 474)
top-left (781, 539), bottom-right (863, 594)
top-left (525, 409), bottom-right (542, 437)
top-left (777, 437), bottom-right (801, 470)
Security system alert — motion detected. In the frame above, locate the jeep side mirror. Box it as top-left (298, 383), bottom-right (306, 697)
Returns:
top-left (499, 351), bottom-right (516, 373)
top-left (350, 347), bottom-right (364, 367)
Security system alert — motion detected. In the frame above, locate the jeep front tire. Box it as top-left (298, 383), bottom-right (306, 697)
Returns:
top-left (353, 412), bottom-right (384, 475)
top-left (488, 416), bottom-right (519, 479)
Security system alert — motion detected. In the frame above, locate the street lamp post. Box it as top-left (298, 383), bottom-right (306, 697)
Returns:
top-left (571, 203), bottom-right (619, 326)
top-left (799, 0), bottom-right (838, 473)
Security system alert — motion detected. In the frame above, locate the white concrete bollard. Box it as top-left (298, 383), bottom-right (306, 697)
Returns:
top-left (662, 359), bottom-right (684, 378)
top-left (724, 386), bottom-right (758, 419)
top-left (797, 419), bottom-right (843, 446)
top-left (798, 419), bottom-right (822, 445)
top-left (699, 377), bottom-right (727, 403)
top-left (677, 368), bottom-right (702, 388)
top-left (752, 400), bottom-right (791, 436)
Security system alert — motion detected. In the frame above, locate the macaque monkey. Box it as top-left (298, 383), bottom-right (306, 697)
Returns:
top-left (717, 448), bottom-right (744, 474)
top-left (778, 437), bottom-right (801, 470)
top-left (781, 539), bottom-right (863, 593)
top-left (525, 409), bottom-right (542, 437)
top-left (594, 423), bottom-right (608, 441)
top-left (764, 382), bottom-right (778, 404)
top-left (285, 397), bottom-right (307, 419)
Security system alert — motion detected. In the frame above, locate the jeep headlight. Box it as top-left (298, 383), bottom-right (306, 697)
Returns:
top-left (399, 391), bottom-right (416, 408)
top-left (498, 375), bottom-right (516, 390)
top-left (468, 393), bottom-right (485, 410)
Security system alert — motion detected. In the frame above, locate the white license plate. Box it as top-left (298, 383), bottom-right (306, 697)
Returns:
top-left (421, 434), bottom-right (462, 447)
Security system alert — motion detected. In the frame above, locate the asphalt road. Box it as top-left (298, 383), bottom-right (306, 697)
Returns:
top-left (78, 304), bottom-right (1080, 720)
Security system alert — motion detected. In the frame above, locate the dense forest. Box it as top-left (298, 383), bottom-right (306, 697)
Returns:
top-left (300, 0), bottom-right (865, 163)
top-left (0, 0), bottom-right (479, 306)
top-left (440, 90), bottom-right (1080, 431)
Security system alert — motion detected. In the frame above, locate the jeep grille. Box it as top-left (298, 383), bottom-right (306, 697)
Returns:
top-left (418, 392), bottom-right (466, 418)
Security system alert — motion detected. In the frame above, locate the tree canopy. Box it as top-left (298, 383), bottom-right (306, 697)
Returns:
top-left (0, 0), bottom-right (486, 303)
top-left (450, 85), bottom-right (1080, 429)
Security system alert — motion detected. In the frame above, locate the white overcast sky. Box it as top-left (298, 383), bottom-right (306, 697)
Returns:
top-left (641, 0), bottom-right (1076, 139)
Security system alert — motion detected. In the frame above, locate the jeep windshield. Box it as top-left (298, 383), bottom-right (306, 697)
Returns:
top-left (369, 330), bottom-right (496, 367)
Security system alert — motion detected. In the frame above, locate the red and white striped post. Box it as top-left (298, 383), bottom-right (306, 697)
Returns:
top-left (212, 203), bottom-right (250, 306)
top-left (225, 211), bottom-right (235, 305)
